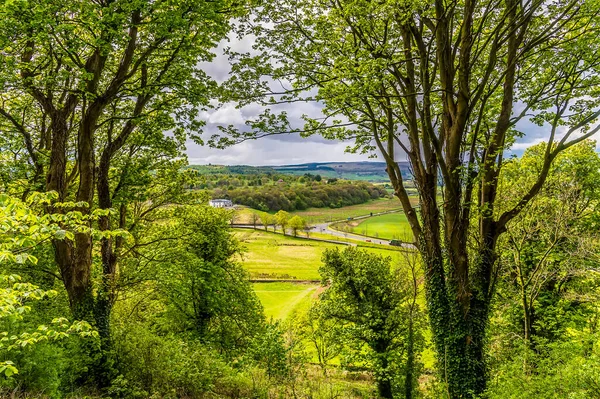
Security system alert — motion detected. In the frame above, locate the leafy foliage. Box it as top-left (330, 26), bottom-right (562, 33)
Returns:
top-left (318, 247), bottom-right (423, 398)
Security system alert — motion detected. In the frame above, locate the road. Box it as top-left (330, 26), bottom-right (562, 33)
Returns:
top-left (233, 209), bottom-right (415, 249)
top-left (313, 210), bottom-right (414, 248)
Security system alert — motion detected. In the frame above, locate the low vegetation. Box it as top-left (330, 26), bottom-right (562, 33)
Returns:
top-left (1, 0), bottom-right (600, 397)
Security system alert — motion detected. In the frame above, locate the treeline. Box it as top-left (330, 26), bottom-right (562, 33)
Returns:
top-left (190, 171), bottom-right (323, 190)
top-left (215, 180), bottom-right (388, 211)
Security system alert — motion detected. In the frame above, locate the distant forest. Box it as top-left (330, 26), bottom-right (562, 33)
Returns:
top-left (186, 161), bottom-right (411, 182)
top-left (188, 169), bottom-right (389, 211)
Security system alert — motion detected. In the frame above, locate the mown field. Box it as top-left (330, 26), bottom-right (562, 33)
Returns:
top-left (350, 212), bottom-right (414, 241)
top-left (235, 229), bottom-right (338, 280)
top-left (235, 229), bottom-right (406, 280)
top-left (289, 197), bottom-right (418, 224)
top-left (253, 282), bottom-right (319, 319)
top-left (236, 229), bottom-right (410, 318)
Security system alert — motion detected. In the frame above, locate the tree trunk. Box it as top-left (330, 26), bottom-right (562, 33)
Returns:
top-left (416, 180), bottom-right (493, 398)
top-left (373, 339), bottom-right (393, 399)
top-left (404, 317), bottom-right (415, 399)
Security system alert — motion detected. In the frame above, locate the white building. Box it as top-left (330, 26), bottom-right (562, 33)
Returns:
top-left (209, 199), bottom-right (233, 208)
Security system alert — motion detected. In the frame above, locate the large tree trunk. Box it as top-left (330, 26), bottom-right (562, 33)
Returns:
top-left (414, 168), bottom-right (495, 398)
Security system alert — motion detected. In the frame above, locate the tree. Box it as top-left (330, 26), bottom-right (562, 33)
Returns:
top-left (221, 1), bottom-right (600, 395)
top-left (319, 247), bottom-right (422, 398)
top-left (0, 0), bottom-right (245, 375)
top-left (296, 305), bottom-right (343, 376)
top-left (250, 212), bottom-right (260, 229)
top-left (0, 194), bottom-right (96, 377)
top-left (142, 205), bottom-right (265, 354)
top-left (497, 141), bottom-right (600, 350)
top-left (261, 213), bottom-right (276, 231)
top-left (275, 210), bottom-right (290, 235)
top-left (288, 215), bottom-right (307, 237)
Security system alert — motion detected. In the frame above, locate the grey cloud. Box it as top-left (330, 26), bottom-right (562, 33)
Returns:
top-left (191, 37), bottom-right (600, 166)
top-left (186, 137), bottom-right (376, 166)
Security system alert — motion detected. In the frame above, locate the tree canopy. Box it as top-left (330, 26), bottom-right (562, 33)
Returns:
top-left (221, 0), bottom-right (600, 396)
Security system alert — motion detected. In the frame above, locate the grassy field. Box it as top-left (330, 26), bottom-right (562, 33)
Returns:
top-left (233, 197), bottom-right (418, 225)
top-left (235, 229), bottom-right (408, 280)
top-left (288, 197), bottom-right (413, 224)
top-left (235, 229), bottom-right (339, 280)
top-left (334, 212), bottom-right (414, 241)
top-left (253, 282), bottom-right (319, 319)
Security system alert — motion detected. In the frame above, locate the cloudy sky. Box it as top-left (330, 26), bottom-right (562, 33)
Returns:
top-left (186, 35), bottom-right (600, 167)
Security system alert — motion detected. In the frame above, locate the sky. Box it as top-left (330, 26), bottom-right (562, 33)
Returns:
top-left (186, 35), bottom-right (600, 167)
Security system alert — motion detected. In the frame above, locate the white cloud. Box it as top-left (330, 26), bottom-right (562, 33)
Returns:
top-left (508, 138), bottom-right (547, 151)
top-left (207, 103), bottom-right (245, 124)
top-left (187, 137), bottom-right (378, 166)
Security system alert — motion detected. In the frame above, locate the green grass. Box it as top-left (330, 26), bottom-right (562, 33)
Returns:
top-left (336, 212), bottom-right (414, 241)
top-left (288, 197), bottom-right (414, 224)
top-left (235, 229), bottom-right (408, 280)
top-left (235, 229), bottom-right (339, 280)
top-left (253, 282), bottom-right (319, 320)
top-left (234, 197), bottom-right (419, 225)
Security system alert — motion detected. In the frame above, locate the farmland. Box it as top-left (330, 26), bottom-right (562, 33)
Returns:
top-left (233, 196), bottom-right (416, 225)
top-left (235, 228), bottom-right (407, 282)
top-left (288, 197), bottom-right (408, 223)
top-left (335, 212), bottom-right (415, 241)
top-left (253, 282), bottom-right (319, 319)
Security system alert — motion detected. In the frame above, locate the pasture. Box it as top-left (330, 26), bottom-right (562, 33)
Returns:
top-left (233, 197), bottom-right (417, 225)
top-left (253, 282), bottom-right (319, 319)
top-left (235, 229), bottom-right (409, 281)
top-left (335, 212), bottom-right (414, 241)
top-left (237, 229), bottom-right (411, 320)
top-left (234, 229), bottom-right (339, 280)
top-left (289, 197), bottom-right (414, 224)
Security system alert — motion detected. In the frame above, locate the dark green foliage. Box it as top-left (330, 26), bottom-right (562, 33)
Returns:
top-left (135, 205), bottom-right (265, 355)
top-left (221, 180), bottom-right (386, 212)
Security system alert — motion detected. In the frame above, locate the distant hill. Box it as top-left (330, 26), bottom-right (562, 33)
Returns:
top-left (187, 161), bottom-right (412, 182)
top-left (271, 161), bottom-right (411, 182)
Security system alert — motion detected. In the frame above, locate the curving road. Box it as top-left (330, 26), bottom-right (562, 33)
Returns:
top-left (233, 209), bottom-right (415, 249)
top-left (312, 210), bottom-right (414, 249)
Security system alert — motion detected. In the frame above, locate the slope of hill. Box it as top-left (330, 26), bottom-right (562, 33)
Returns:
top-left (187, 161), bottom-right (411, 182)
top-left (272, 161), bottom-right (411, 181)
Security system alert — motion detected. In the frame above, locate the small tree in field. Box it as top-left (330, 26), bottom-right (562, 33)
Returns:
top-left (275, 210), bottom-right (290, 235)
top-left (296, 305), bottom-right (343, 376)
top-left (261, 214), bottom-right (275, 231)
top-left (250, 212), bottom-right (260, 229)
top-left (288, 216), bottom-right (307, 237)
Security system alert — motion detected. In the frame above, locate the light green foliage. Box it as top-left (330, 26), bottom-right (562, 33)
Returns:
top-left (295, 302), bottom-right (344, 375)
top-left (486, 332), bottom-right (600, 399)
top-left (0, 194), bottom-right (96, 378)
top-left (288, 215), bottom-right (308, 236)
top-left (485, 141), bottom-right (600, 387)
top-left (318, 248), bottom-right (423, 398)
top-left (261, 213), bottom-right (276, 231)
top-left (275, 210), bottom-right (290, 234)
